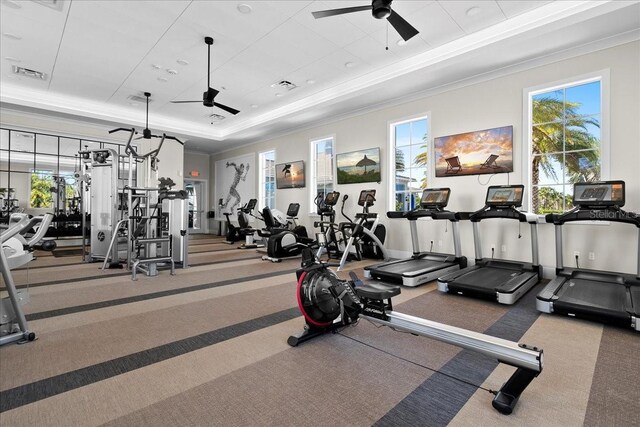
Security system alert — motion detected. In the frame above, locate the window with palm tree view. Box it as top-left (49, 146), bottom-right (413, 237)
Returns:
top-left (529, 78), bottom-right (602, 214)
top-left (392, 117), bottom-right (428, 211)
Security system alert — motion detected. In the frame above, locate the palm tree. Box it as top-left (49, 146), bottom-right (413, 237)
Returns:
top-left (531, 97), bottom-right (600, 213)
top-left (30, 173), bottom-right (53, 208)
top-left (414, 133), bottom-right (429, 189)
top-left (395, 148), bottom-right (405, 172)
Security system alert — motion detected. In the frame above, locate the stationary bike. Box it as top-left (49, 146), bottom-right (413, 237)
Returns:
top-left (261, 203), bottom-right (315, 262)
top-left (288, 249), bottom-right (545, 415)
top-left (223, 199), bottom-right (258, 245)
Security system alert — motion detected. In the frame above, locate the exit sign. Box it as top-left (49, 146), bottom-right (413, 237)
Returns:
top-left (190, 170), bottom-right (200, 177)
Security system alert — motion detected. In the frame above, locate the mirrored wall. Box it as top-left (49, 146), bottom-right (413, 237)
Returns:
top-left (0, 128), bottom-right (135, 222)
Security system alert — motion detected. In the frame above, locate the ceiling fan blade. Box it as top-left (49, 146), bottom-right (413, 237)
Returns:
top-left (387, 9), bottom-right (419, 41)
top-left (171, 100), bottom-right (202, 104)
top-left (213, 102), bottom-right (240, 115)
top-left (312, 5), bottom-right (371, 18)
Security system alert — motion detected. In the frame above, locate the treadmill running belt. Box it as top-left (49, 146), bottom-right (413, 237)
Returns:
top-left (555, 279), bottom-right (630, 314)
top-left (374, 259), bottom-right (454, 276)
top-left (453, 266), bottom-right (524, 292)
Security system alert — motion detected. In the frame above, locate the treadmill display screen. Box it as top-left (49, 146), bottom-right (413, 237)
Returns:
top-left (358, 190), bottom-right (377, 206)
top-left (485, 185), bottom-right (524, 207)
top-left (420, 188), bottom-right (450, 209)
top-left (573, 181), bottom-right (625, 207)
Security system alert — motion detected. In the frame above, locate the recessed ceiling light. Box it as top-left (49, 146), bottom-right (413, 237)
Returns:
top-left (275, 93), bottom-right (283, 97)
top-left (157, 77), bottom-right (168, 83)
top-left (344, 61), bottom-right (355, 68)
top-left (306, 79), bottom-right (316, 85)
top-left (466, 6), bottom-right (481, 17)
top-left (166, 69), bottom-right (178, 75)
top-left (396, 39), bottom-right (406, 46)
top-left (151, 64), bottom-right (162, 70)
top-left (176, 59), bottom-right (189, 66)
top-left (4, 56), bottom-right (21, 62)
top-left (2, 32), bottom-right (22, 40)
top-left (2, 0), bottom-right (22, 9)
top-left (237, 3), bottom-right (252, 14)
top-left (250, 104), bottom-right (258, 108)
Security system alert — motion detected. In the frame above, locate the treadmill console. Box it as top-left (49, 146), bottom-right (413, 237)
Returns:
top-left (420, 188), bottom-right (450, 209)
top-left (485, 185), bottom-right (524, 208)
top-left (573, 181), bottom-right (625, 208)
top-left (358, 190), bottom-right (377, 207)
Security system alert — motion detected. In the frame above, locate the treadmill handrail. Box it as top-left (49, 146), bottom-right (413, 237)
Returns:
top-left (469, 205), bottom-right (535, 223)
top-left (549, 206), bottom-right (640, 227)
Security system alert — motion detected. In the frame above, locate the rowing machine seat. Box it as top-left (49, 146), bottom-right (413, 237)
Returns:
top-left (356, 283), bottom-right (401, 300)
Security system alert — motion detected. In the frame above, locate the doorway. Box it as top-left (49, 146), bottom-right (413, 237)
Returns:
top-left (184, 180), bottom-right (207, 234)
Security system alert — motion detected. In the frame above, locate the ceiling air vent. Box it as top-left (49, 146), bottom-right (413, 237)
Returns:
top-left (210, 114), bottom-right (225, 123)
top-left (30, 0), bottom-right (64, 11)
top-left (12, 66), bottom-right (47, 80)
top-left (127, 94), bottom-right (152, 104)
top-left (271, 80), bottom-right (297, 91)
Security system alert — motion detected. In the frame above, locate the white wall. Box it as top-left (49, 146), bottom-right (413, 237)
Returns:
top-left (210, 41), bottom-right (640, 276)
top-left (184, 151), bottom-right (210, 183)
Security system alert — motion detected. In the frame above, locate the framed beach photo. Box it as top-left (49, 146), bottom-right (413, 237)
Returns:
top-left (275, 160), bottom-right (305, 189)
top-left (336, 148), bottom-right (381, 185)
top-left (434, 126), bottom-right (513, 177)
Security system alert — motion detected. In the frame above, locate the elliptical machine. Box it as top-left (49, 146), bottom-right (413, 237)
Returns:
top-left (1, 213), bottom-right (56, 345)
top-left (289, 249), bottom-right (545, 415)
top-left (336, 190), bottom-right (387, 267)
top-left (313, 191), bottom-right (343, 259)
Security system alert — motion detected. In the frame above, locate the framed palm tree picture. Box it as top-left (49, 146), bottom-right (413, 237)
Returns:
top-left (434, 126), bottom-right (513, 177)
top-left (336, 148), bottom-right (381, 184)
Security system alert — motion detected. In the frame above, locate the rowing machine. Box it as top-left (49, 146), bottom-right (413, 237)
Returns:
top-left (288, 249), bottom-right (544, 415)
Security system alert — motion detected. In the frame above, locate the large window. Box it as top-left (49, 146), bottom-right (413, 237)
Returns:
top-left (526, 74), bottom-right (607, 214)
top-left (259, 150), bottom-right (276, 209)
top-left (390, 116), bottom-right (429, 211)
top-left (310, 137), bottom-right (334, 213)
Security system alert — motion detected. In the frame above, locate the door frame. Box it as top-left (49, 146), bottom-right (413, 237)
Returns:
top-left (184, 178), bottom-right (209, 234)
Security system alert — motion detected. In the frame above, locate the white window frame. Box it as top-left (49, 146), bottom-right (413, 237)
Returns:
top-left (258, 149), bottom-right (276, 210)
top-left (387, 113), bottom-right (431, 212)
top-left (522, 69), bottom-right (610, 216)
top-left (309, 135), bottom-right (335, 214)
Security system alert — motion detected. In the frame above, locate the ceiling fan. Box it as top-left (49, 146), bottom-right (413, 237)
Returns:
top-left (137, 92), bottom-right (160, 140)
top-left (312, 0), bottom-right (419, 42)
top-left (171, 36), bottom-right (240, 116)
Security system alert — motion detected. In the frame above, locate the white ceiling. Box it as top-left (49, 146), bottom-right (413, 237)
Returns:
top-left (0, 0), bottom-right (639, 152)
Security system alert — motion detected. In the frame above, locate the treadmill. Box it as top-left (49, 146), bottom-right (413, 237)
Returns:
top-left (364, 188), bottom-right (467, 287)
top-left (437, 185), bottom-right (541, 304)
top-left (536, 181), bottom-right (639, 331)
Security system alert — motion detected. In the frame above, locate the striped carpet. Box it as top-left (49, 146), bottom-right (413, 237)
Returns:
top-left (1, 235), bottom-right (638, 426)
